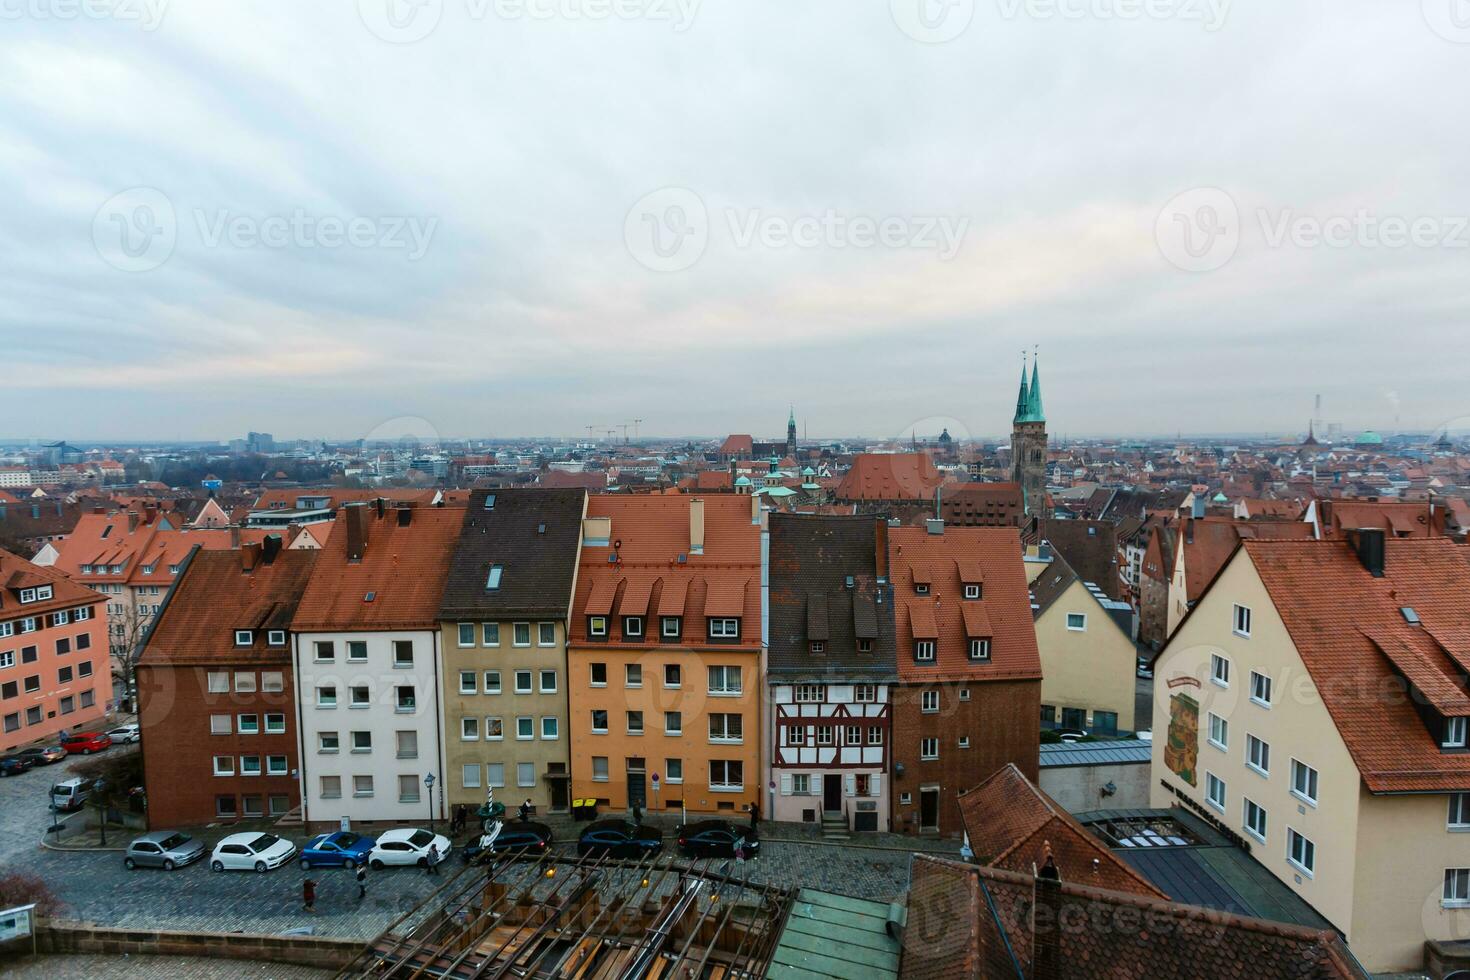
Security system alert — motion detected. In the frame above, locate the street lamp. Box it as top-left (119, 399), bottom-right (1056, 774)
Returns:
top-left (95, 778), bottom-right (108, 847)
top-left (424, 773), bottom-right (436, 833)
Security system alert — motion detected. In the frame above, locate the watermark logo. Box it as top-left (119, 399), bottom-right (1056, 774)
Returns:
top-left (891, 0), bottom-right (975, 43)
top-left (1257, 209), bottom-right (1470, 251)
top-left (1155, 187), bottom-right (1239, 273)
top-left (194, 209), bottom-right (438, 260)
top-left (0, 0), bottom-right (169, 30)
top-left (93, 186), bottom-right (177, 273)
top-left (489, 0), bottom-right (700, 30)
top-left (995, 0), bottom-right (1229, 32)
top-left (1422, 0), bottom-right (1470, 43)
top-left (358, 0), bottom-right (444, 43)
top-left (624, 187), bottom-right (709, 273)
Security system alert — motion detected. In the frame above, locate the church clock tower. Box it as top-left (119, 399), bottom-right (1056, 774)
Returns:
top-left (1011, 354), bottom-right (1048, 526)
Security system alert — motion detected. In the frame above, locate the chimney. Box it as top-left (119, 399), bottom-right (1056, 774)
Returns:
top-left (261, 535), bottom-right (282, 564)
top-left (751, 488), bottom-right (762, 525)
top-left (1033, 851), bottom-right (1065, 980)
top-left (1355, 528), bottom-right (1386, 577)
top-left (345, 504), bottom-right (369, 562)
top-left (1191, 496), bottom-right (1206, 519)
top-left (375, 497), bottom-right (385, 519)
top-left (874, 519), bottom-right (889, 582)
top-left (229, 526), bottom-right (241, 549)
top-left (925, 518), bottom-right (944, 536)
top-left (1185, 517), bottom-right (1195, 545)
top-left (396, 506), bottom-right (412, 527)
top-left (127, 511), bottom-right (138, 533)
top-left (144, 503), bottom-right (158, 524)
top-left (240, 541), bottom-right (262, 572)
top-left (689, 498), bottom-right (705, 555)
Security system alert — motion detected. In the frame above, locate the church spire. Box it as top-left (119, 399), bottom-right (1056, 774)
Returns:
top-left (1026, 352), bottom-right (1045, 423)
top-left (1013, 354), bottom-right (1031, 424)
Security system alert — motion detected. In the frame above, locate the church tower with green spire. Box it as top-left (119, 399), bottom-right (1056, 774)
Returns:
top-left (1011, 353), bottom-right (1049, 523)
top-left (786, 406), bottom-right (797, 459)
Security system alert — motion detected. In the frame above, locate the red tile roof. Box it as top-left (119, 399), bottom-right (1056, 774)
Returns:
top-left (0, 546), bottom-right (104, 618)
top-left (836, 453), bottom-right (944, 501)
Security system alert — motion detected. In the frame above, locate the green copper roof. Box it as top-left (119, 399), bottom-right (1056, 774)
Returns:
top-left (768, 889), bottom-right (901, 980)
top-left (1014, 356), bottom-right (1045, 424)
top-left (1013, 361), bottom-right (1031, 424)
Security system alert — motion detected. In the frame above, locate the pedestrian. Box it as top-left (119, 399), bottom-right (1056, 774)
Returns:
top-left (748, 800), bottom-right (759, 831)
top-left (519, 798), bottom-right (532, 823)
top-left (426, 843), bottom-right (440, 875)
top-left (631, 800), bottom-right (642, 825)
top-left (302, 877), bottom-right (317, 914)
top-left (356, 864), bottom-right (367, 900)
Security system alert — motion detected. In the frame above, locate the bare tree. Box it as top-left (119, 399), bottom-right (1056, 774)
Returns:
top-left (108, 602), bottom-right (153, 713)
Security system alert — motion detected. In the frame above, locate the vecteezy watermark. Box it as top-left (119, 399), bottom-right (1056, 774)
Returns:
top-left (357, 0), bottom-right (698, 43)
top-left (890, 0), bottom-right (975, 44)
top-left (1155, 187), bottom-right (1239, 273)
top-left (0, 0), bottom-right (169, 30)
top-left (1421, 0), bottom-right (1470, 43)
top-left (995, 0), bottom-right (1229, 31)
top-left (92, 187), bottom-right (438, 272)
top-left (624, 187), bottom-right (970, 272)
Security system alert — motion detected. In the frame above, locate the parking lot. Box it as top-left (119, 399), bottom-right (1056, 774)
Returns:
top-left (0, 755), bottom-right (936, 939)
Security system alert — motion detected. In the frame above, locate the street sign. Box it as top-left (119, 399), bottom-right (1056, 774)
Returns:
top-left (0, 903), bottom-right (36, 955)
top-left (651, 773), bottom-right (660, 787)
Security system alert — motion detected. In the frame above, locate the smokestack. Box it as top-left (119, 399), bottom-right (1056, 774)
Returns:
top-left (689, 498), bottom-right (705, 555)
top-left (874, 518), bottom-right (889, 582)
top-left (261, 535), bottom-right (282, 564)
top-left (1355, 528), bottom-right (1386, 577)
top-left (240, 541), bottom-right (262, 573)
top-left (345, 505), bottom-right (369, 562)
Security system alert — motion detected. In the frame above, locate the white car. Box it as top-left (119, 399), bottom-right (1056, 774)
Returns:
top-left (368, 828), bottom-right (452, 868)
top-left (210, 832), bottom-right (297, 872)
top-left (106, 724), bottom-right (140, 744)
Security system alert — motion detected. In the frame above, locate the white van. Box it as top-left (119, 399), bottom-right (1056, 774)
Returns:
top-left (51, 777), bottom-right (93, 812)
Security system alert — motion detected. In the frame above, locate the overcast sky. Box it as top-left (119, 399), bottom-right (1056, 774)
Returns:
top-left (4, 0), bottom-right (1468, 443)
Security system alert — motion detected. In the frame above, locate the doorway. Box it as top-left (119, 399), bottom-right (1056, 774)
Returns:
top-left (823, 774), bottom-right (842, 813)
top-left (919, 787), bottom-right (940, 832)
top-left (626, 758), bottom-right (647, 811)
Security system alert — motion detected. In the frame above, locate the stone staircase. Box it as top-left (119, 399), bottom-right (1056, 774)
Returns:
top-left (820, 811), bottom-right (850, 842)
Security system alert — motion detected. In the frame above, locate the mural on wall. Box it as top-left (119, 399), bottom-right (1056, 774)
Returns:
top-left (1163, 691), bottom-right (1199, 787)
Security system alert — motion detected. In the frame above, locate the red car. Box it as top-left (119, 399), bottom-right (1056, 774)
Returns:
top-left (60, 732), bottom-right (112, 755)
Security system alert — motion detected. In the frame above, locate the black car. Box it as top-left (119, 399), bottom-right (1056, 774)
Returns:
top-left (576, 820), bottom-right (663, 859)
top-left (462, 822), bottom-right (553, 863)
top-left (0, 755), bottom-right (35, 777)
top-left (676, 821), bottom-right (760, 860)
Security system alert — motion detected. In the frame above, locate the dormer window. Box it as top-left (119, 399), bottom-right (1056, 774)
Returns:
top-left (1446, 717), bottom-right (1468, 750)
top-left (234, 630), bottom-right (254, 646)
top-left (18, 585), bottom-right (51, 604)
top-left (964, 584), bottom-right (981, 600)
top-left (661, 616), bottom-right (681, 639)
top-left (810, 641), bottom-right (825, 655)
top-left (589, 616), bottom-right (608, 638)
top-left (914, 640), bottom-right (936, 662)
top-left (267, 630), bottom-right (286, 646)
top-left (969, 638), bottom-right (991, 660)
top-left (858, 638), bottom-right (872, 653)
top-left (709, 618), bottom-right (739, 639)
top-left (623, 616), bottom-right (643, 638)
top-left (915, 583), bottom-right (930, 596)
top-left (141, 564), bottom-right (155, 575)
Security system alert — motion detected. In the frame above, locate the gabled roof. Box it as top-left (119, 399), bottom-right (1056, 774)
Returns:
top-left (438, 488), bottom-right (585, 620)
top-left (0, 546), bottom-right (104, 618)
top-left (836, 453), bottom-right (944, 502)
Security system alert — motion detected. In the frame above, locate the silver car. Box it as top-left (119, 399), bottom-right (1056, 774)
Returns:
top-left (125, 830), bottom-right (206, 870)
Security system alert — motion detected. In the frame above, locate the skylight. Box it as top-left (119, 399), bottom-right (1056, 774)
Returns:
top-left (486, 565), bottom-right (503, 590)
top-left (484, 494), bottom-right (496, 510)
top-left (1401, 607), bottom-right (1421, 625)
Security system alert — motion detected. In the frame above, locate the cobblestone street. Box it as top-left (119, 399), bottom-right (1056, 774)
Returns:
top-left (2, 953), bottom-right (331, 979)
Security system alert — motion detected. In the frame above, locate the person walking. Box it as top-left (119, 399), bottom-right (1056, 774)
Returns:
top-left (747, 800), bottom-right (759, 832)
top-left (426, 843), bottom-right (440, 875)
top-left (631, 800), bottom-right (643, 826)
top-left (519, 798), bottom-right (532, 823)
top-left (355, 864), bottom-right (367, 900)
top-left (302, 877), bottom-right (317, 914)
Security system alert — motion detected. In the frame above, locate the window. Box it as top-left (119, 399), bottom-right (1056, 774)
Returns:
top-left (1447, 717), bottom-right (1469, 749)
top-left (0, 651), bottom-right (10, 670)
top-left (787, 726), bottom-right (806, 746)
top-left (265, 713), bottom-right (285, 734)
top-left (207, 671), bottom-right (229, 693)
top-left (709, 618), bottom-right (739, 638)
top-left (1250, 671), bottom-right (1272, 707)
top-left (1244, 798), bottom-right (1267, 842)
top-left (347, 640), bottom-right (367, 662)
top-left (620, 616), bottom-right (643, 638)
top-left (261, 671), bottom-right (283, 692)
top-left (662, 616), bottom-right (681, 638)
top-left (868, 726), bottom-right (883, 745)
top-left (845, 725), bottom-right (861, 745)
top-left (816, 725), bottom-right (834, 745)
top-left (23, 675), bottom-right (38, 694)
top-left (1206, 772), bottom-right (1226, 812)
top-left (589, 616), bottom-right (607, 637)
top-left (624, 663), bottom-right (643, 688)
top-left (1233, 604), bottom-right (1252, 637)
top-left (921, 690), bottom-right (939, 713)
top-left (459, 671), bottom-right (477, 695)
top-left (353, 775), bottom-right (374, 798)
top-left (539, 670), bottom-right (557, 693)
top-left (210, 714), bottom-right (232, 735)
top-left (395, 686), bottom-right (416, 712)
top-left (351, 685), bottom-right (371, 707)
top-left (915, 583), bottom-right (930, 596)
top-left (515, 670), bottom-right (533, 694)
top-left (664, 663), bottom-right (681, 688)
top-left (1446, 870), bottom-right (1470, 907)
top-left (1066, 613), bottom-right (1086, 631)
top-left (216, 795), bottom-right (238, 818)
top-left (484, 717), bottom-right (503, 740)
top-left (1208, 712), bottom-right (1228, 750)
top-left (483, 671), bottom-right (501, 694)
top-left (626, 711), bottom-right (644, 735)
top-left (79, 690), bottom-right (94, 709)
top-left (854, 684), bottom-right (876, 702)
top-left (458, 623), bottom-right (475, 647)
top-left (1451, 794), bottom-right (1470, 829)
top-left (320, 775), bottom-right (342, 799)
top-left (809, 640), bottom-right (826, 654)
top-left (664, 711), bottom-right (682, 735)
top-left (234, 630), bottom-right (253, 646)
top-left (76, 634), bottom-right (90, 651)
top-left (920, 738), bottom-right (938, 760)
top-left (964, 584), bottom-right (981, 600)
top-left (591, 709), bottom-right (609, 733)
top-left (58, 695), bottom-right (74, 715)
top-left (54, 637), bottom-right (70, 656)
top-left (392, 640), bottom-right (414, 667)
top-left (1246, 734), bottom-right (1270, 776)
top-left (2, 714), bottom-right (17, 733)
top-left (483, 623), bottom-right (500, 645)
top-left (1287, 828), bottom-right (1315, 876)
top-left (232, 672), bottom-right (255, 693)
top-left (486, 763), bottom-right (506, 787)
top-left (709, 760), bottom-right (743, 790)
top-left (709, 713), bottom-right (743, 742)
top-left (858, 639), bottom-right (872, 653)
top-left (213, 755), bottom-right (234, 776)
top-left (313, 640), bottom-right (335, 662)
top-left (709, 666), bottom-right (743, 696)
top-left (968, 638), bottom-right (990, 660)
top-left (914, 640), bottom-right (935, 661)
top-left (541, 716), bottom-right (559, 739)
top-left (461, 717), bottom-right (479, 740)
top-left (518, 763), bottom-right (535, 787)
top-left (485, 564), bottom-right (503, 589)
top-left (317, 686), bottom-right (337, 707)
top-left (397, 730), bottom-right (418, 758)
top-left (266, 755), bottom-right (287, 775)
top-left (538, 622), bottom-right (556, 646)
top-left (318, 731), bottom-right (339, 753)
top-left (590, 663), bottom-right (607, 687)
top-left (1290, 760), bottom-right (1319, 806)
top-left (57, 666), bottom-right (72, 684)
top-left (462, 764), bottom-right (481, 788)
top-left (1210, 653), bottom-right (1230, 687)
top-left (350, 730), bottom-right (372, 752)
top-left (25, 706), bottom-right (40, 725)
top-left (398, 775), bottom-right (420, 803)
top-left (1093, 710), bottom-right (1118, 735)
top-left (237, 714), bottom-right (259, 735)
top-left (513, 622), bottom-right (531, 646)
top-left (666, 758), bottom-right (683, 783)
top-left (516, 716), bottom-right (534, 739)
top-left (592, 756), bottom-right (609, 781)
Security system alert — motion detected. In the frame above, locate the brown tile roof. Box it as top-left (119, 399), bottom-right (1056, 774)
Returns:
top-left (889, 526), bottom-right (1040, 683)
top-left (1181, 518), bottom-right (1314, 603)
top-left (1243, 537), bottom-right (1470, 792)
top-left (956, 764), bottom-right (1166, 899)
top-left (438, 488), bottom-right (585, 620)
top-left (292, 505), bottom-right (465, 632)
top-left (1321, 499), bottom-right (1436, 538)
top-left (0, 546), bottom-right (104, 618)
top-left (940, 482), bottom-right (1023, 527)
top-left (837, 453), bottom-right (944, 501)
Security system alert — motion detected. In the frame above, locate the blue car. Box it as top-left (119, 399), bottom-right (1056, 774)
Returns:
top-left (299, 831), bottom-right (375, 869)
top-left (576, 820), bottom-right (663, 859)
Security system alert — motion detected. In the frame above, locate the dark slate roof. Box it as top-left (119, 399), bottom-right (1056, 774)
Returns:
top-left (1028, 551), bottom-right (1079, 618)
top-left (1043, 519), bottom-right (1120, 599)
top-left (438, 488), bottom-right (586, 619)
top-left (768, 513), bottom-right (897, 677)
top-left (1037, 738), bottom-right (1153, 768)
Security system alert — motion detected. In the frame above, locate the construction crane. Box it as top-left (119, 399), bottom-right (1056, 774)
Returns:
top-left (618, 422), bottom-right (632, 444)
top-left (633, 418), bottom-right (643, 441)
top-left (584, 425), bottom-right (598, 444)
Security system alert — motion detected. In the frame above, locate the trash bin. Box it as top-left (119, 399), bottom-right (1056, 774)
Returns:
top-left (572, 798), bottom-right (598, 821)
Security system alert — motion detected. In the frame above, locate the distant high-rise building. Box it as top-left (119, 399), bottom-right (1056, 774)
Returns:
top-left (1011, 355), bottom-right (1048, 523)
top-left (246, 431), bottom-right (275, 454)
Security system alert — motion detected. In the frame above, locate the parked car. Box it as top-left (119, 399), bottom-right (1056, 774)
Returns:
top-left (300, 831), bottom-right (375, 869)
top-left (51, 777), bottom-right (94, 811)
top-left (368, 828), bottom-right (452, 868)
top-left (210, 832), bottom-right (297, 873)
top-left (463, 822), bottom-right (553, 864)
top-left (676, 821), bottom-right (760, 860)
top-left (60, 731), bottom-right (112, 755)
top-left (576, 820), bottom-right (664, 859)
top-left (1136, 658), bottom-right (1153, 680)
top-left (105, 724), bottom-right (140, 744)
top-left (15, 745), bottom-right (67, 766)
top-left (125, 831), bottom-right (206, 870)
top-left (0, 755), bottom-right (35, 777)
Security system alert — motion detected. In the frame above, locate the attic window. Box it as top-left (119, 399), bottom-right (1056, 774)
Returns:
top-left (858, 638), bottom-right (872, 653)
top-left (964, 584), bottom-right (981, 600)
top-left (1446, 717), bottom-right (1468, 750)
top-left (267, 630), bottom-right (287, 646)
top-left (810, 641), bottom-right (825, 655)
top-left (483, 494), bottom-right (496, 510)
top-left (486, 565), bottom-right (504, 590)
top-left (915, 583), bottom-right (930, 596)
top-left (1401, 607), bottom-right (1422, 626)
top-left (364, 592), bottom-right (376, 603)
top-left (234, 630), bottom-right (253, 646)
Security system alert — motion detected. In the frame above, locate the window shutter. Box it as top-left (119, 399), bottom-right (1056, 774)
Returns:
top-left (871, 773), bottom-right (882, 798)
top-left (780, 774), bottom-right (792, 796)
top-left (845, 774), bottom-right (856, 797)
